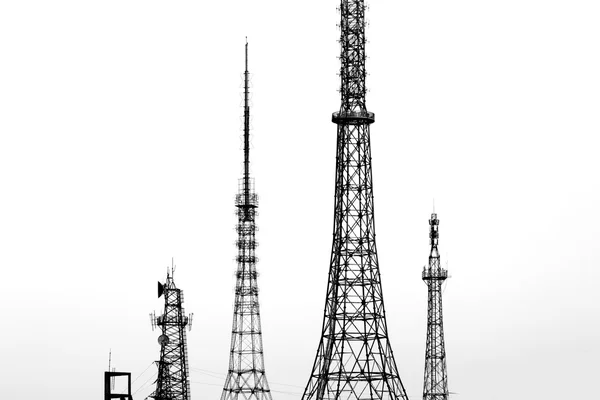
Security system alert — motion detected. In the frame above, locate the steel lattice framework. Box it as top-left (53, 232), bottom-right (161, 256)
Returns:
top-left (422, 214), bottom-right (449, 400)
top-left (150, 271), bottom-right (192, 400)
top-left (220, 41), bottom-right (273, 400)
top-left (301, 1), bottom-right (410, 400)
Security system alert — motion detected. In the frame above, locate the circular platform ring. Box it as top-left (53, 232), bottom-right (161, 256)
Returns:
top-left (332, 110), bottom-right (375, 125)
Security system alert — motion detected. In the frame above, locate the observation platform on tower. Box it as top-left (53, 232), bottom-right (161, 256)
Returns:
top-left (422, 267), bottom-right (448, 280)
top-left (236, 193), bottom-right (258, 207)
top-left (332, 110), bottom-right (375, 124)
top-left (236, 177), bottom-right (258, 207)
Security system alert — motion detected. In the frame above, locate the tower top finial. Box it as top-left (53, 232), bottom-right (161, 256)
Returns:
top-left (429, 213), bottom-right (439, 254)
top-left (235, 39), bottom-right (258, 214)
top-left (242, 39), bottom-right (251, 207)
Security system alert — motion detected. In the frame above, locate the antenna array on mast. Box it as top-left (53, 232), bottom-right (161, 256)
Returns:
top-left (220, 40), bottom-right (274, 400)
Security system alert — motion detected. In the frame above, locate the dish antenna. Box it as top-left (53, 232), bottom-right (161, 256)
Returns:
top-left (158, 334), bottom-right (170, 346)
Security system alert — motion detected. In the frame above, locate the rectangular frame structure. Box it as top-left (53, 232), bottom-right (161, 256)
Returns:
top-left (104, 371), bottom-right (132, 400)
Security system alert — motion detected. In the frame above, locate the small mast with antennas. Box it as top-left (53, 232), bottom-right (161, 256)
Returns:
top-left (149, 260), bottom-right (193, 400)
top-left (103, 350), bottom-right (133, 400)
top-left (108, 349), bottom-right (116, 390)
top-left (422, 212), bottom-right (450, 400)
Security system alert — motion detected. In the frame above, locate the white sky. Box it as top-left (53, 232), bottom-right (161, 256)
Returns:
top-left (1, 1), bottom-right (599, 399)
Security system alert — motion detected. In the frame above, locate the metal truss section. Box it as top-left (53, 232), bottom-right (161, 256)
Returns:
top-left (302, 1), bottom-right (409, 400)
top-left (150, 271), bottom-right (192, 400)
top-left (422, 214), bottom-right (449, 400)
top-left (338, 0), bottom-right (367, 113)
top-left (220, 40), bottom-right (273, 400)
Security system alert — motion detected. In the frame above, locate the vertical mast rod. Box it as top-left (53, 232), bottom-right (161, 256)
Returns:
top-left (243, 39), bottom-right (250, 207)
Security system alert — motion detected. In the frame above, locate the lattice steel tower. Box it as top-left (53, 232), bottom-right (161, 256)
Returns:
top-left (220, 40), bottom-right (273, 400)
top-left (422, 214), bottom-right (449, 400)
top-left (150, 267), bottom-right (193, 400)
top-left (301, 1), bottom-right (409, 400)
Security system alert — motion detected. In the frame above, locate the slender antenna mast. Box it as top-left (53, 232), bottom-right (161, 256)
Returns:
top-left (243, 37), bottom-right (251, 210)
top-left (108, 350), bottom-right (116, 390)
top-left (422, 213), bottom-right (449, 400)
top-left (221, 39), bottom-right (273, 400)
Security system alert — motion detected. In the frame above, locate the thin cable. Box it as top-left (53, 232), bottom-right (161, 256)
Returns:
top-left (132, 372), bottom-right (158, 396)
top-left (131, 361), bottom-right (155, 385)
top-left (189, 367), bottom-right (222, 379)
top-left (190, 381), bottom-right (302, 396)
top-left (116, 361), bottom-right (155, 394)
top-left (189, 366), bottom-right (305, 390)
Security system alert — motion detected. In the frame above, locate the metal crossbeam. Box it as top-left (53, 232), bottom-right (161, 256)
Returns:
top-left (220, 40), bottom-right (273, 400)
top-left (302, 2), bottom-right (410, 400)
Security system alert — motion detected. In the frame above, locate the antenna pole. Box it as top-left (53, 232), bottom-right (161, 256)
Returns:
top-left (422, 213), bottom-right (449, 400)
top-left (243, 39), bottom-right (251, 210)
top-left (221, 39), bottom-right (273, 400)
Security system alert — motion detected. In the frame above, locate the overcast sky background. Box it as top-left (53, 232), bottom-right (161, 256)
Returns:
top-left (1, 1), bottom-right (599, 399)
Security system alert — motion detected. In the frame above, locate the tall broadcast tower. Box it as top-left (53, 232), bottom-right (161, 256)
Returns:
top-left (301, 1), bottom-right (410, 400)
top-left (150, 267), bottom-right (193, 400)
top-left (220, 41), bottom-right (273, 400)
top-left (422, 214), bottom-right (449, 400)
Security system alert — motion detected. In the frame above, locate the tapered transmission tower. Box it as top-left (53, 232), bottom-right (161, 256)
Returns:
top-left (220, 40), bottom-right (273, 400)
top-left (422, 214), bottom-right (449, 400)
top-left (150, 267), bottom-right (193, 400)
top-left (301, 1), bottom-right (410, 400)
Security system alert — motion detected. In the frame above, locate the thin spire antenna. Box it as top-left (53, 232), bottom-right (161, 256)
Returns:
top-left (243, 39), bottom-right (251, 208)
top-left (221, 40), bottom-right (272, 400)
top-left (422, 213), bottom-right (449, 400)
top-left (108, 349), bottom-right (116, 391)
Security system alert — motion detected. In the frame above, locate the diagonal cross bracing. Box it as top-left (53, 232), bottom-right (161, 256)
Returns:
top-left (220, 40), bottom-right (273, 400)
top-left (302, 1), bottom-right (410, 400)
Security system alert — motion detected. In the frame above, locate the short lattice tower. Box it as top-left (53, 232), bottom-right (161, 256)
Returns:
top-left (301, 1), bottom-right (410, 399)
top-left (422, 213), bottom-right (449, 400)
top-left (220, 40), bottom-right (273, 400)
top-left (150, 265), bottom-right (193, 400)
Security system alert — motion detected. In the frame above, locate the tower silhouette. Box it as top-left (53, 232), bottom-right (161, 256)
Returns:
top-left (301, 1), bottom-right (410, 400)
top-left (422, 214), bottom-right (449, 400)
top-left (220, 40), bottom-right (273, 400)
top-left (150, 267), bottom-right (193, 400)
